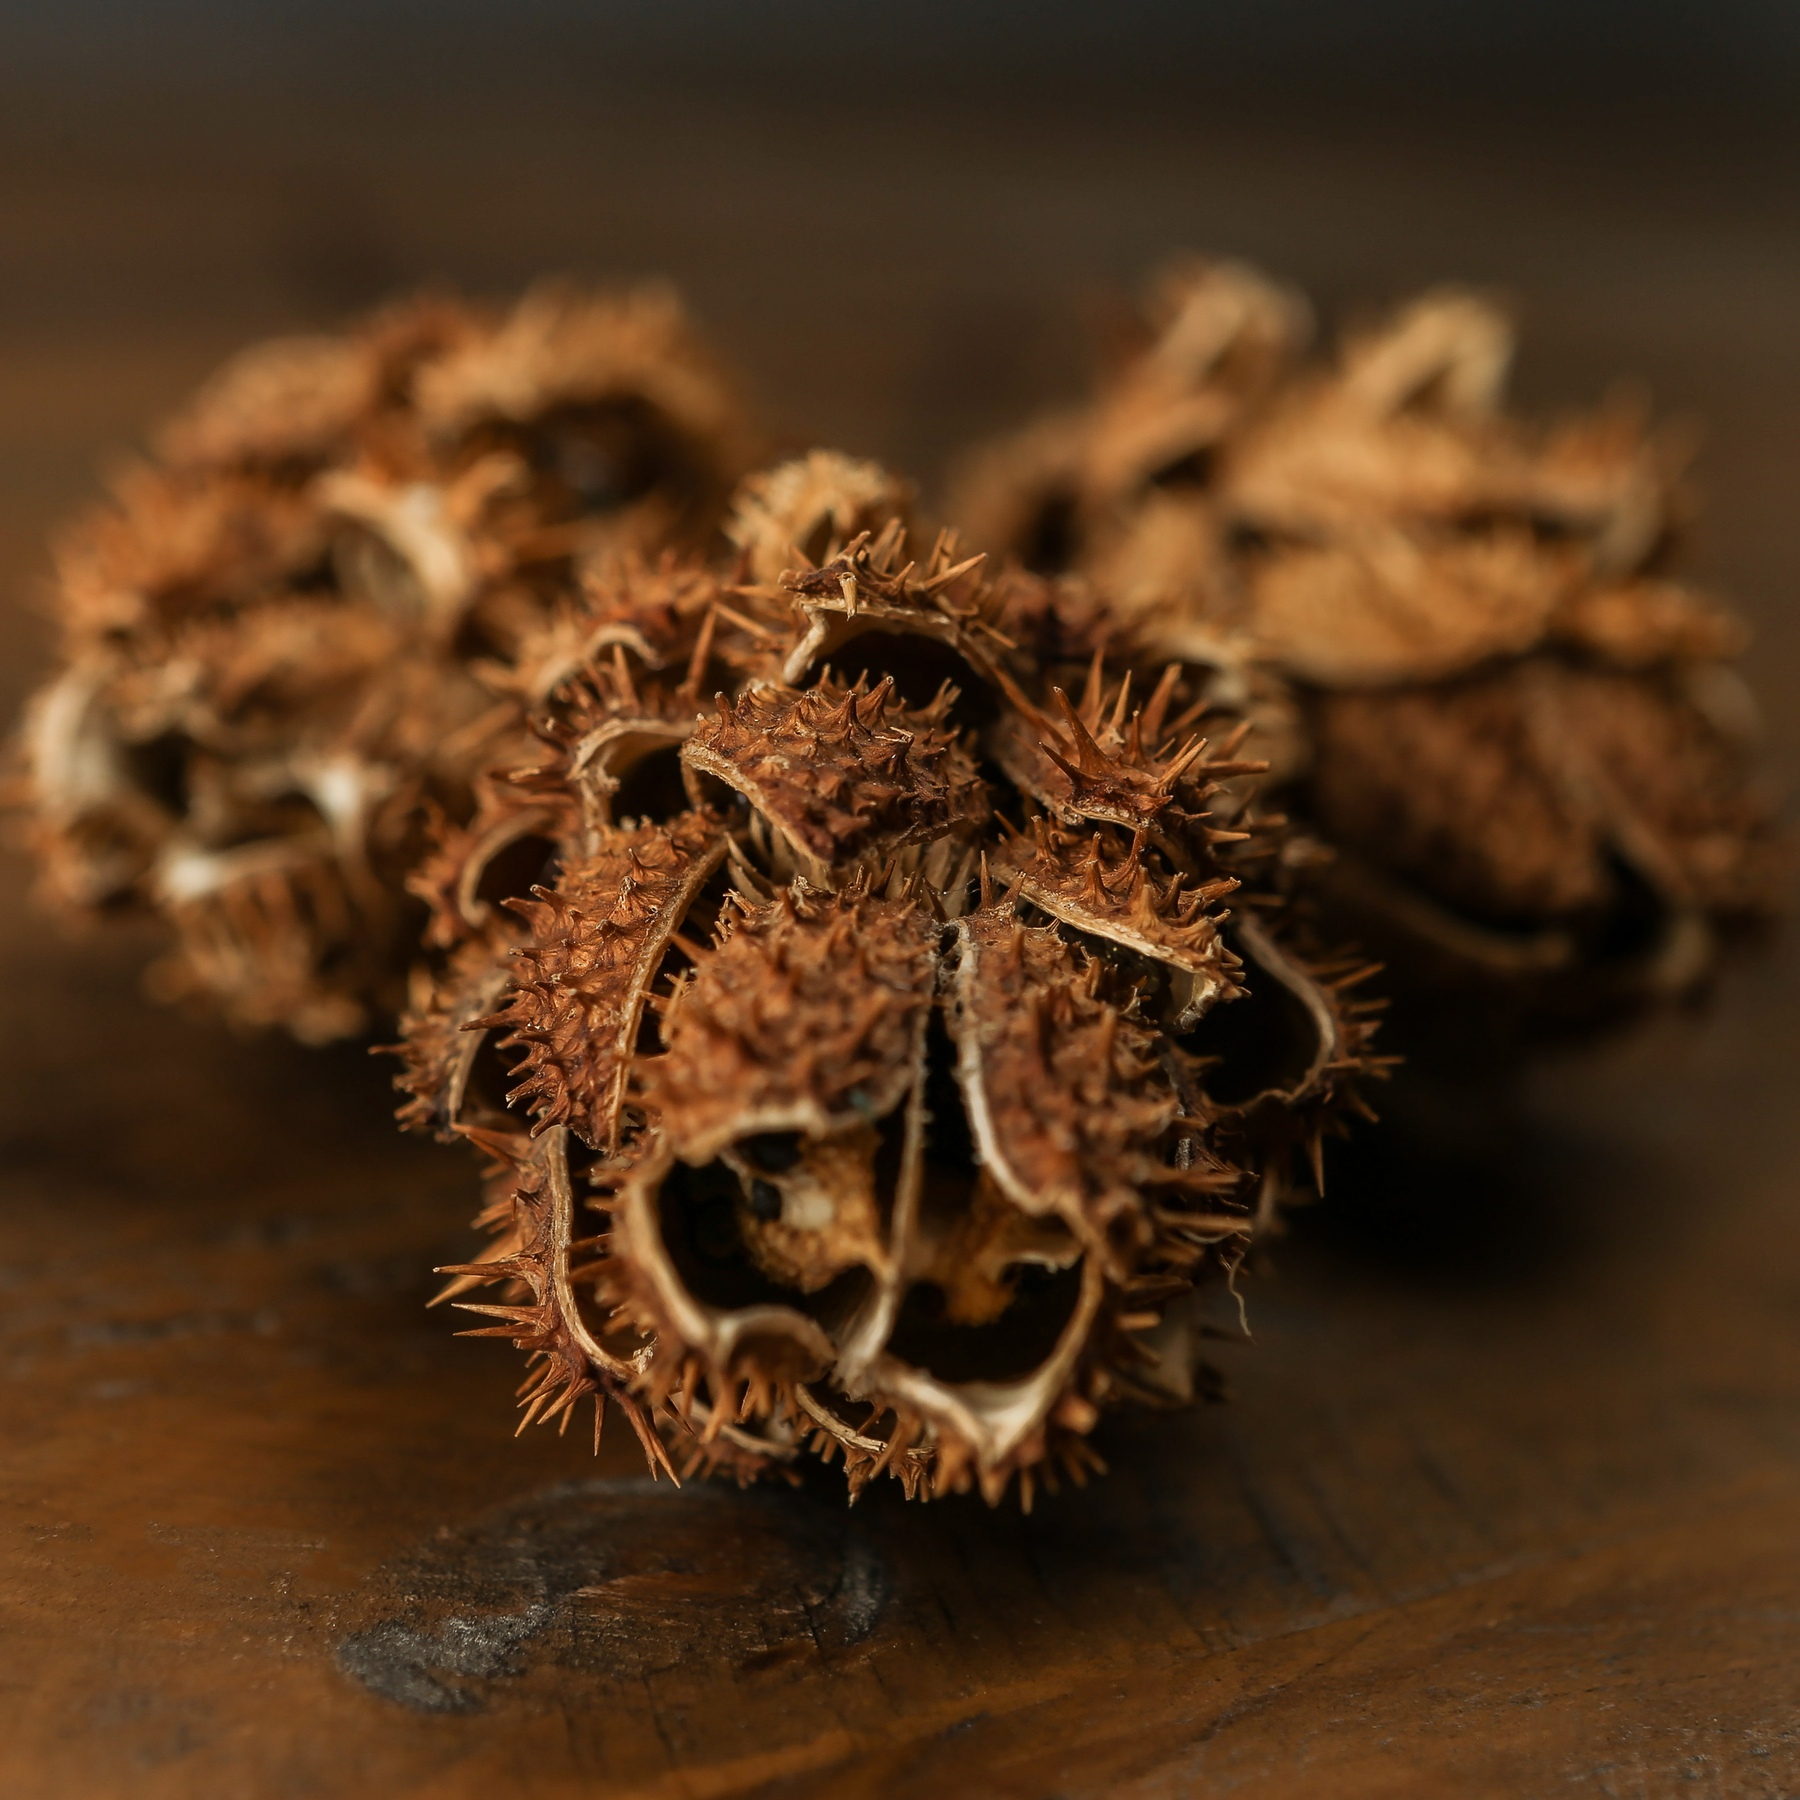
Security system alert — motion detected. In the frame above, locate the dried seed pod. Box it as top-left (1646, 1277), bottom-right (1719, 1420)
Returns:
top-left (951, 260), bottom-right (1788, 1047)
top-left (413, 281), bottom-right (758, 575)
top-left (725, 450), bottom-right (915, 585)
top-left (949, 256), bottom-right (1310, 579)
top-left (15, 283), bottom-right (758, 1039)
top-left (1301, 655), bottom-right (1785, 1041)
top-left (398, 515), bottom-right (1385, 1500)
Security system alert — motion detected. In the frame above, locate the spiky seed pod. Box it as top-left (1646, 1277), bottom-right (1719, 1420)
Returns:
top-left (950, 260), bottom-right (1788, 1046)
top-left (725, 450), bottom-right (916, 585)
top-left (412, 281), bottom-right (759, 578)
top-left (398, 514), bottom-right (1386, 1502)
top-left (15, 283), bottom-right (758, 1039)
top-left (153, 294), bottom-right (479, 478)
top-left (1301, 657), bottom-right (1785, 1037)
top-left (948, 256), bottom-right (1311, 578)
top-left (19, 451), bottom-right (501, 1041)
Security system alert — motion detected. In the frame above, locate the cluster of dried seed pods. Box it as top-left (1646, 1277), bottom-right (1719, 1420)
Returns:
top-left (393, 515), bottom-right (1385, 1499)
top-left (10, 264), bottom-right (1784, 1500)
top-left (954, 258), bottom-right (1788, 1048)
top-left (17, 283), bottom-right (755, 1037)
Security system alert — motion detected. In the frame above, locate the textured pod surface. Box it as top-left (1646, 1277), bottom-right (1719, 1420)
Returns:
top-left (952, 258), bottom-right (1788, 1044)
top-left (399, 505), bottom-right (1385, 1500)
top-left (15, 284), bottom-right (757, 1039)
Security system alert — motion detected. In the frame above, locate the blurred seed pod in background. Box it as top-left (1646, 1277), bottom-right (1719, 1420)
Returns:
top-left (15, 282), bottom-right (760, 1039)
top-left (394, 497), bottom-right (1387, 1501)
top-left (725, 448), bottom-right (917, 586)
top-left (949, 259), bottom-right (1789, 1054)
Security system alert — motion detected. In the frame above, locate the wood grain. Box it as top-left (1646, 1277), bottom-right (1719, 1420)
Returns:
top-left (0, 91), bottom-right (1796, 1798)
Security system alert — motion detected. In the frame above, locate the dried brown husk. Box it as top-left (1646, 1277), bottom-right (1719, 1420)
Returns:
top-left (725, 449), bottom-right (916, 585)
top-left (398, 509), bottom-right (1387, 1502)
top-left (17, 282), bottom-right (759, 1039)
top-left (949, 260), bottom-right (1788, 1044)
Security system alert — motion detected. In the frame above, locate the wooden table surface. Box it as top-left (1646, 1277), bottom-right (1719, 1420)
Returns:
top-left (1, 87), bottom-right (1797, 1798)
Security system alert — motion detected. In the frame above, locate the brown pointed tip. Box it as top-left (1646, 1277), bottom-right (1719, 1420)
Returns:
top-left (427, 1275), bottom-right (479, 1308)
top-left (450, 1300), bottom-right (536, 1322)
top-left (1107, 669), bottom-right (1134, 735)
top-left (623, 1398), bottom-right (681, 1485)
top-left (1078, 642), bottom-right (1107, 721)
top-left (1158, 734), bottom-right (1212, 791)
top-left (453, 1122), bottom-right (529, 1161)
top-left (919, 548), bottom-right (985, 593)
top-left (1066, 686), bottom-right (1116, 767)
top-left (1039, 738), bottom-right (1083, 789)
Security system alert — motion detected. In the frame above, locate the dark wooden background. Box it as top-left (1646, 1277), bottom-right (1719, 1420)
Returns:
top-left (1, 38), bottom-right (1798, 1796)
